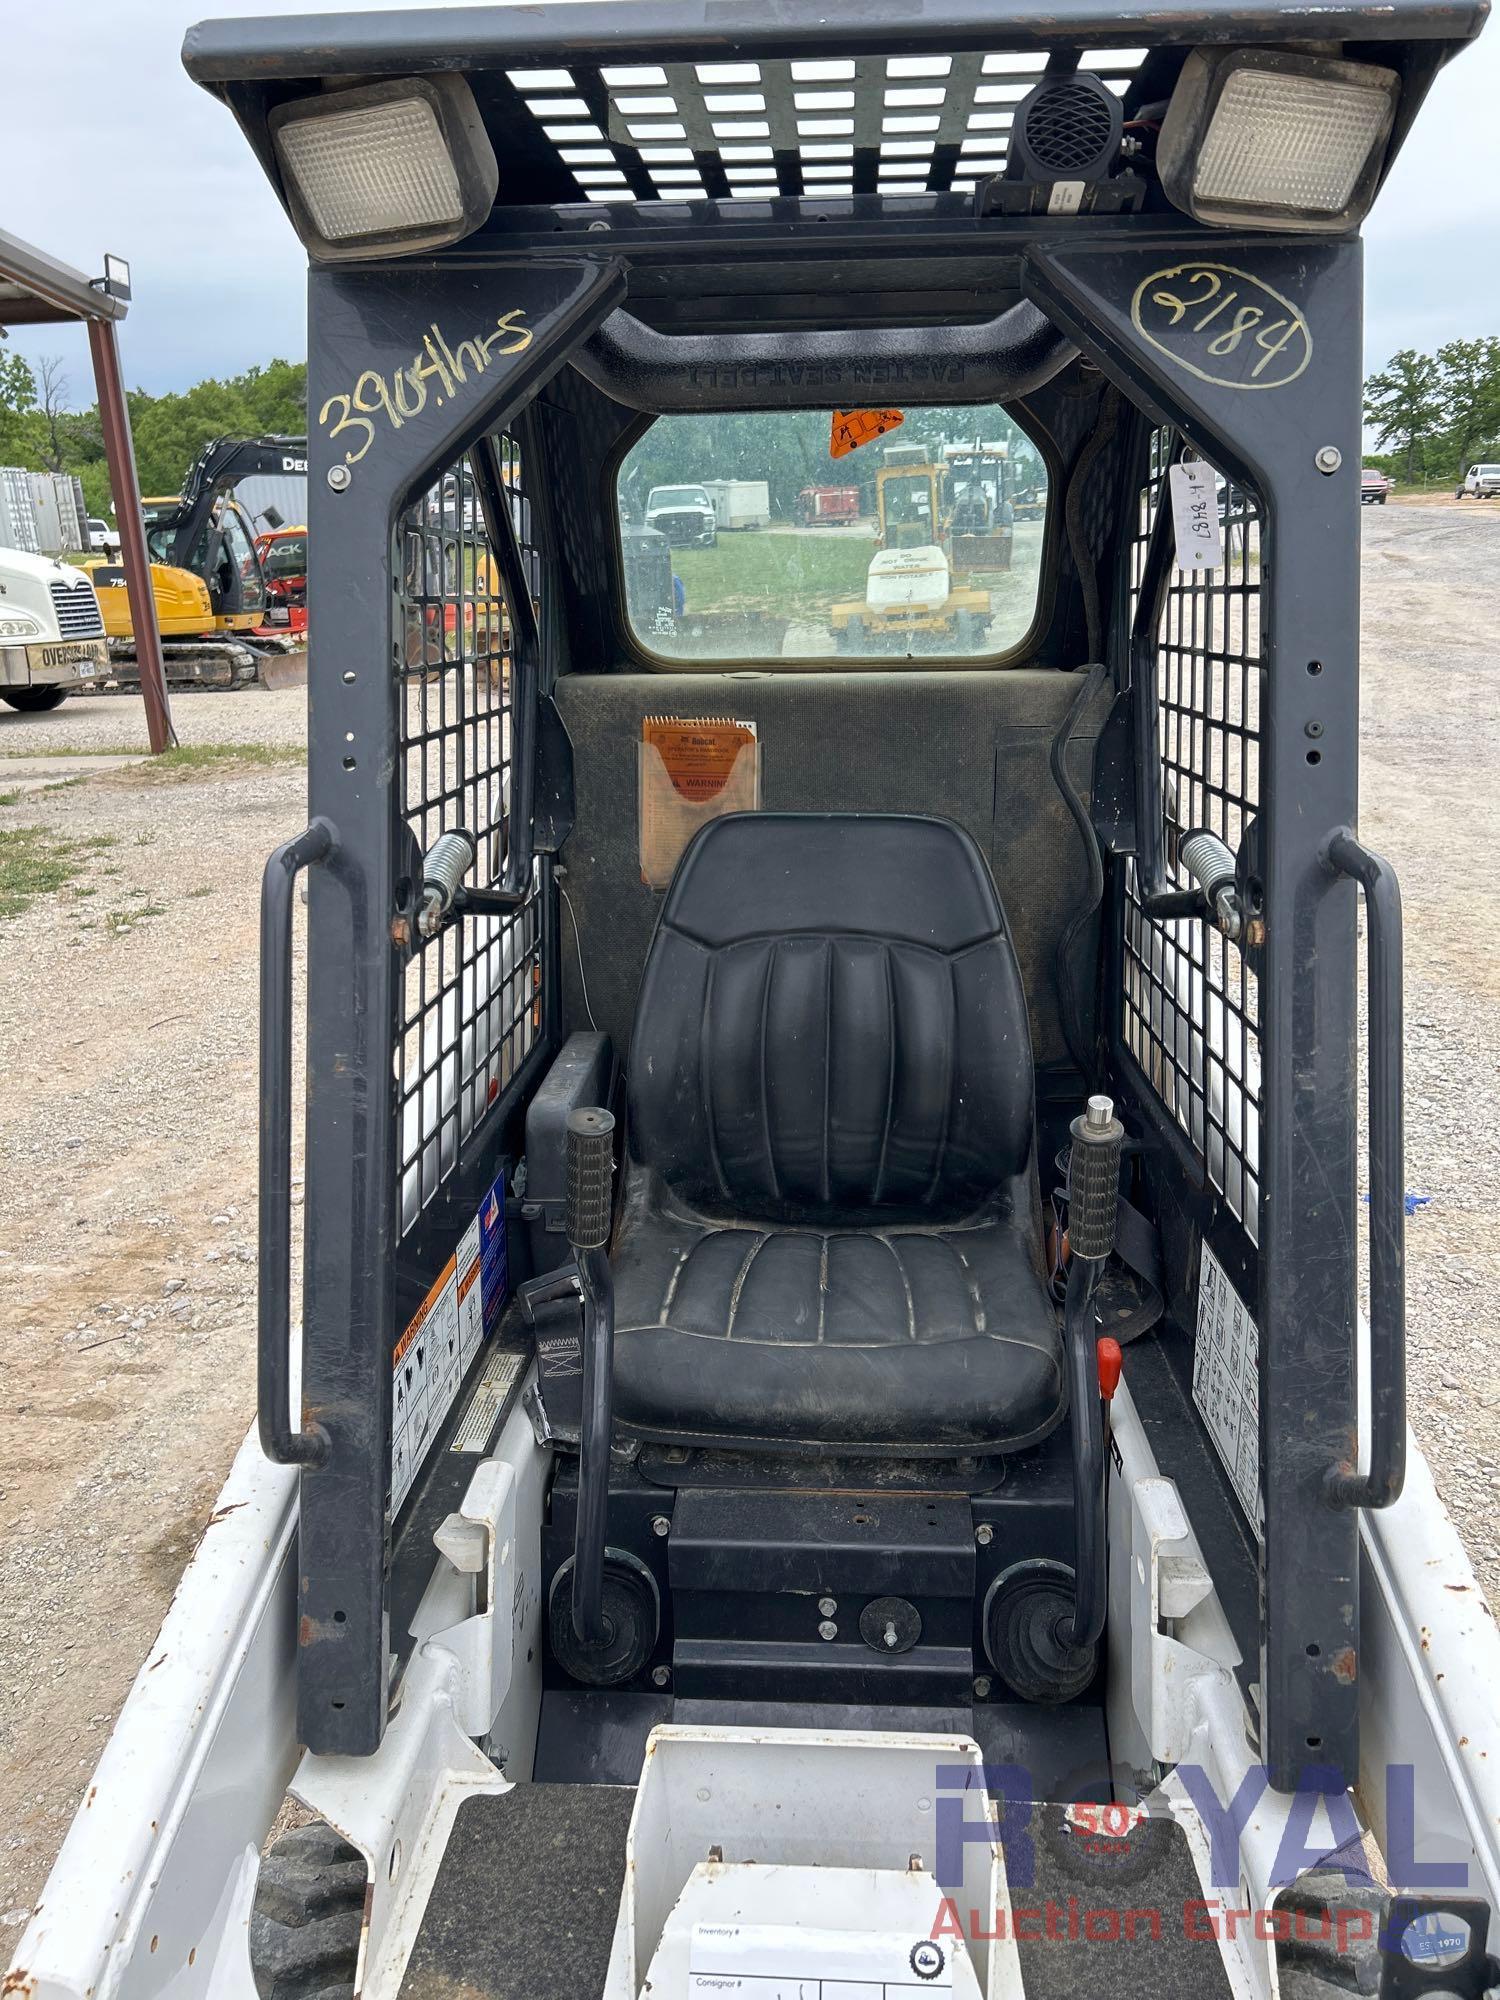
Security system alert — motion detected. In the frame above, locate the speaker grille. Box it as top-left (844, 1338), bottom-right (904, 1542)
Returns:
top-left (1017, 78), bottom-right (1120, 177)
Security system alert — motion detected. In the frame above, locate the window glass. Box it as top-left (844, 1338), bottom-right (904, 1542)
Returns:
top-left (263, 534), bottom-right (308, 578)
top-left (616, 406), bottom-right (1049, 665)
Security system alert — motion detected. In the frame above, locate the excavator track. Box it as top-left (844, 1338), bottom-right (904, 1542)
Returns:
top-left (105, 638), bottom-right (264, 691)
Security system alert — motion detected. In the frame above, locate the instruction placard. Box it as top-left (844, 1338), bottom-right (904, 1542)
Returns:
top-left (639, 715), bottom-right (760, 889)
top-left (391, 1173), bottom-right (508, 1513)
top-left (1192, 1242), bottom-right (1264, 1539)
top-left (689, 1922), bottom-right (953, 1996)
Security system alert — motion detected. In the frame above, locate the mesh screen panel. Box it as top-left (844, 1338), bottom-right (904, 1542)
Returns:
top-left (395, 435), bottom-right (542, 1237)
top-left (506, 49), bottom-right (1146, 200)
top-left (1123, 430), bottom-right (1263, 1239)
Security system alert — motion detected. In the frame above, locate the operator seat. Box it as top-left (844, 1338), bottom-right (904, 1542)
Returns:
top-left (610, 812), bottom-right (1064, 1454)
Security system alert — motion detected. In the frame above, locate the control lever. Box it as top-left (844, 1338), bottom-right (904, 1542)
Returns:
top-left (1059, 1095), bottom-right (1124, 1651)
top-left (565, 1107), bottom-right (616, 1645)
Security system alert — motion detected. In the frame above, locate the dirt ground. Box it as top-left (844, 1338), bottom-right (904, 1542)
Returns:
top-left (0, 500), bottom-right (1497, 1933)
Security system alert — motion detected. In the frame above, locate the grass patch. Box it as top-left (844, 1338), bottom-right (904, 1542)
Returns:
top-left (105, 902), bottom-right (167, 935)
top-left (121, 743), bottom-right (306, 784)
top-left (673, 532), bottom-right (872, 622)
top-left (184, 883), bottom-right (215, 899)
top-left (663, 521), bottom-right (1048, 659)
top-left (0, 827), bottom-right (116, 919)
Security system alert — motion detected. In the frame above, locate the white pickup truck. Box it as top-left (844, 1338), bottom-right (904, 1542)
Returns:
top-left (1457, 462), bottom-right (1500, 499)
top-left (0, 548), bottom-right (108, 711)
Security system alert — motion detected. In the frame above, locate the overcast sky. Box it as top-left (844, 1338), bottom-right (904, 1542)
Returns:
top-left (5, 3), bottom-right (1498, 403)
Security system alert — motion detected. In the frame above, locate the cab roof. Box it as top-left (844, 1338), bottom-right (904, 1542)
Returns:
top-left (185, 0), bottom-right (1485, 230)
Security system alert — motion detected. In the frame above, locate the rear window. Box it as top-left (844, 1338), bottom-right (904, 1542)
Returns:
top-left (263, 535), bottom-right (308, 577)
top-left (617, 406), bottom-right (1048, 666)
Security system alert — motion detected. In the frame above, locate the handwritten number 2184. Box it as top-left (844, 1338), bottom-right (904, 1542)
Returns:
top-left (1149, 269), bottom-right (1304, 379)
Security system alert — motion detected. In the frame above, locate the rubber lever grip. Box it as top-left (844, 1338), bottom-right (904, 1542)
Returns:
top-left (565, 1107), bottom-right (616, 1251)
top-left (1067, 1097), bottom-right (1125, 1261)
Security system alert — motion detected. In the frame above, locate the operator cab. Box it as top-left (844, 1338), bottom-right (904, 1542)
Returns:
top-left (27, 8), bottom-right (1482, 1999)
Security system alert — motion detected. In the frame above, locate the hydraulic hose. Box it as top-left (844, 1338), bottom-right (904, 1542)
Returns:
top-left (1060, 1252), bottom-right (1109, 1649)
top-left (572, 1243), bottom-right (615, 1644)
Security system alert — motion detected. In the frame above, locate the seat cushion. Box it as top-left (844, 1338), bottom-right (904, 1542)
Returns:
top-left (611, 1170), bottom-right (1064, 1454)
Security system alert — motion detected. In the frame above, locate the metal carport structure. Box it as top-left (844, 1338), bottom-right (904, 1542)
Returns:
top-left (0, 229), bottom-right (175, 752)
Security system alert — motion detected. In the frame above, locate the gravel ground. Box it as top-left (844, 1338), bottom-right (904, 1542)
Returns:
top-left (0, 681), bottom-right (310, 756)
top-left (0, 502), bottom-right (1496, 1938)
top-left (1357, 501), bottom-right (1500, 1579)
top-left (0, 690), bottom-right (309, 1932)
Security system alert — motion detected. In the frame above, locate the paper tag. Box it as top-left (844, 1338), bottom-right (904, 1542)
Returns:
top-left (1192, 1243), bottom-right (1264, 1540)
top-left (1168, 458), bottom-right (1223, 572)
top-left (1046, 180), bottom-right (1085, 215)
top-left (689, 1922), bottom-right (953, 1995)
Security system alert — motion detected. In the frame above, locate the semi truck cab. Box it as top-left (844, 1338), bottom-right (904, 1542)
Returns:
top-left (0, 547), bottom-right (107, 712)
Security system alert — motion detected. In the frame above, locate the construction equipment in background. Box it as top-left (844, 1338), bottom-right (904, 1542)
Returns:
top-left (831, 441), bottom-right (991, 652)
top-left (88, 434), bottom-right (308, 688)
top-left (254, 523), bottom-right (308, 636)
top-left (794, 483), bottom-right (860, 526)
top-left (942, 440), bottom-right (1015, 572)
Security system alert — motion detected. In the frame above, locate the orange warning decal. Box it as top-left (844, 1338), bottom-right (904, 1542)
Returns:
top-left (829, 408), bottom-right (905, 459)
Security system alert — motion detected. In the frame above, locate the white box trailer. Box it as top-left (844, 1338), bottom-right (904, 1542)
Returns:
top-left (703, 478), bottom-right (771, 529)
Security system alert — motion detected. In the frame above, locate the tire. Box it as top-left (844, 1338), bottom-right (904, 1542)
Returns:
top-left (1378, 494), bottom-right (1387, 504)
top-left (2, 685), bottom-right (68, 713)
top-left (954, 610), bottom-right (985, 650)
top-left (837, 614), bottom-right (866, 655)
top-left (250, 1821), bottom-right (365, 2000)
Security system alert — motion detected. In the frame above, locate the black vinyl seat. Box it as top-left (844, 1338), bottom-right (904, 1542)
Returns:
top-left (610, 812), bottom-right (1064, 1454)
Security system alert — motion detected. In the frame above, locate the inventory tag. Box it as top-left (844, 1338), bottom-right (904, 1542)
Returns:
top-left (1168, 458), bottom-right (1223, 572)
top-left (689, 1922), bottom-right (954, 1994)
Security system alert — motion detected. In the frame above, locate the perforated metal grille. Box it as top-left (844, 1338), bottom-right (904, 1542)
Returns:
top-left (395, 436), bottom-right (541, 1237)
top-left (506, 49), bottom-right (1145, 200)
top-left (1122, 431), bottom-right (1263, 1238)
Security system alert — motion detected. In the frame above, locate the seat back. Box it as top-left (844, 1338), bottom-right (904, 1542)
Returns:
top-left (627, 812), bottom-right (1035, 1225)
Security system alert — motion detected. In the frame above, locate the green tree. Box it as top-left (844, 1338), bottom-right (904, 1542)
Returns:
top-left (1433, 337), bottom-right (1500, 481)
top-left (0, 349), bottom-right (308, 523)
top-left (0, 343), bottom-right (45, 467)
top-left (1363, 349), bottom-right (1442, 484)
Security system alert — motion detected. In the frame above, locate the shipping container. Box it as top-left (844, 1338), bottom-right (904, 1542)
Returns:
top-left (26, 470), bottom-right (87, 554)
top-left (0, 467), bottom-right (40, 555)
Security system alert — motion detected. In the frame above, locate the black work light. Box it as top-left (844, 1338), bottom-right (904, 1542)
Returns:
top-left (269, 75), bottom-right (499, 262)
top-left (1157, 49), bottom-right (1400, 233)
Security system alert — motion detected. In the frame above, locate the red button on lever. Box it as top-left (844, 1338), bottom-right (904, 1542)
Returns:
top-left (1097, 1336), bottom-right (1123, 1402)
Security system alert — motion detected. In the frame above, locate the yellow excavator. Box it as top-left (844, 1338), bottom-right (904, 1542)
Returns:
top-left (87, 434), bottom-right (307, 687)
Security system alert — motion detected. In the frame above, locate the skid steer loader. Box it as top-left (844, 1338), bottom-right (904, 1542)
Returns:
top-left (11, 5), bottom-right (1498, 1998)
